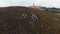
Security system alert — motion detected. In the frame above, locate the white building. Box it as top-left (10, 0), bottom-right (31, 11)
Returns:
top-left (29, 3), bottom-right (44, 10)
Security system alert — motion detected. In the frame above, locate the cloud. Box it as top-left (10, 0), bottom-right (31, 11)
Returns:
top-left (0, 0), bottom-right (60, 8)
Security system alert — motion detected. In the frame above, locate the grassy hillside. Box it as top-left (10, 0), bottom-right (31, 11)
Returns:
top-left (0, 6), bottom-right (60, 34)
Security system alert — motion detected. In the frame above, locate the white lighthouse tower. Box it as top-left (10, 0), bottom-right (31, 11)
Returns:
top-left (30, 3), bottom-right (37, 8)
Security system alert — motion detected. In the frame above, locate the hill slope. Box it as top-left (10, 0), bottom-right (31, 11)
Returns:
top-left (0, 6), bottom-right (60, 34)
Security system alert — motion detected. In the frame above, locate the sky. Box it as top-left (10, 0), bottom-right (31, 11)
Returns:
top-left (0, 0), bottom-right (60, 8)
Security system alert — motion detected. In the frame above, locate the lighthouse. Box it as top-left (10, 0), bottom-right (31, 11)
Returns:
top-left (30, 3), bottom-right (36, 8)
top-left (33, 3), bottom-right (35, 7)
